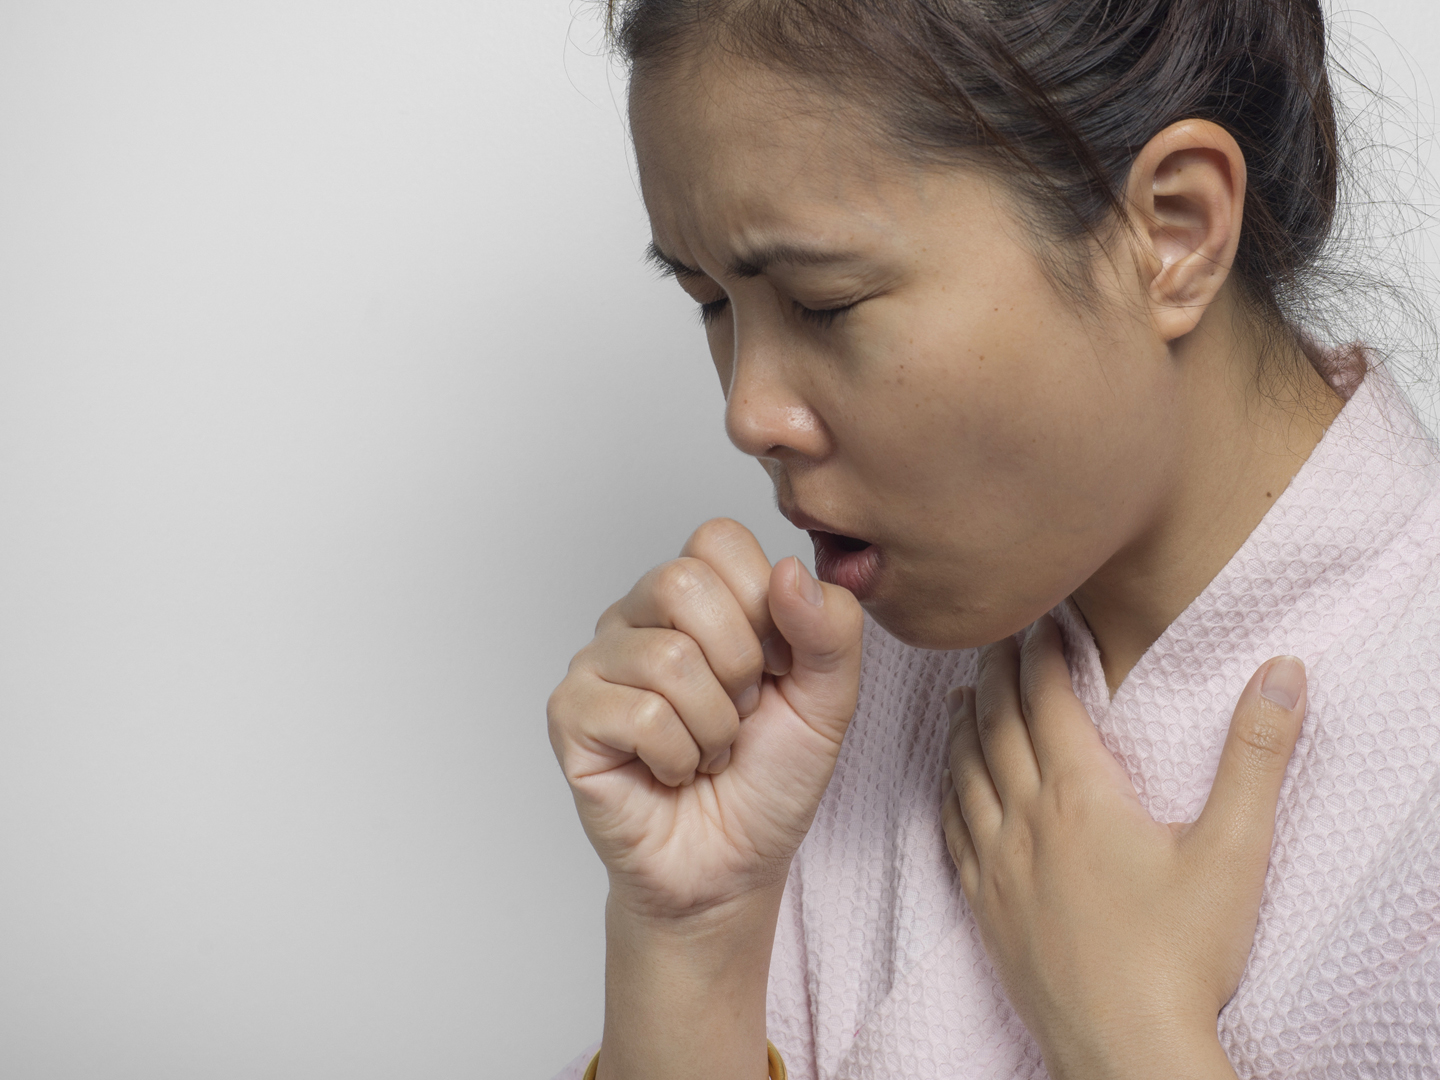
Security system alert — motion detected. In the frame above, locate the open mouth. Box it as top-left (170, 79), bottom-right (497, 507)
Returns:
top-left (808, 530), bottom-right (882, 597)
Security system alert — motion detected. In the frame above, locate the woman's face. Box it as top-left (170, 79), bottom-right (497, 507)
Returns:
top-left (629, 53), bottom-right (1186, 650)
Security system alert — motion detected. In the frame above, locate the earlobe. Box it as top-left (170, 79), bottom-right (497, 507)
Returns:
top-left (1127, 121), bottom-right (1247, 342)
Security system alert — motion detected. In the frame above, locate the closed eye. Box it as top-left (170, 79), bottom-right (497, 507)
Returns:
top-left (698, 297), bottom-right (861, 328)
top-left (699, 297), bottom-right (730, 326)
top-left (794, 300), bottom-right (857, 328)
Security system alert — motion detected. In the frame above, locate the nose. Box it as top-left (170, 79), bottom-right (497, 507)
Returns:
top-left (722, 331), bottom-right (830, 464)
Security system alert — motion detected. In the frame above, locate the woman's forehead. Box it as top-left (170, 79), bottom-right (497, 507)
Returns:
top-left (630, 62), bottom-right (947, 258)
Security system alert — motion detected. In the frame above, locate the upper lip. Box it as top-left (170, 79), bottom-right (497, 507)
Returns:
top-left (780, 504), bottom-right (872, 544)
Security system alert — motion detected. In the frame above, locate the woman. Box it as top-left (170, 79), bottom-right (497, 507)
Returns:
top-left (549, 1), bottom-right (1440, 1076)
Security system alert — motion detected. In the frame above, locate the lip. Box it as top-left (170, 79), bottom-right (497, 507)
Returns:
top-left (780, 505), bottom-right (884, 599)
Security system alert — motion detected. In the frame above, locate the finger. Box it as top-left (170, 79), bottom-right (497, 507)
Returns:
top-left (947, 686), bottom-right (1002, 838)
top-left (940, 768), bottom-right (980, 898)
top-left (607, 555), bottom-right (766, 708)
top-left (1188, 655), bottom-right (1306, 869)
top-left (555, 677), bottom-right (703, 789)
top-left (587, 627), bottom-right (741, 772)
top-left (1018, 616), bottom-right (1111, 780)
top-left (973, 636), bottom-right (1041, 805)
top-left (765, 557), bottom-right (864, 745)
top-left (681, 518), bottom-right (793, 676)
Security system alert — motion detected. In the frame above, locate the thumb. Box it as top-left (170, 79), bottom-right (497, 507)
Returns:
top-left (767, 557), bottom-right (864, 742)
top-left (1189, 655), bottom-right (1306, 868)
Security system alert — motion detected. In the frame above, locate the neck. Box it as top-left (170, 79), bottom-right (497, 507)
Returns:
top-left (1070, 315), bottom-right (1345, 696)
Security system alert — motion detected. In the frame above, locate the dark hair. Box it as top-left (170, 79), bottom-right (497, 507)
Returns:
top-left (608, 0), bottom-right (1339, 346)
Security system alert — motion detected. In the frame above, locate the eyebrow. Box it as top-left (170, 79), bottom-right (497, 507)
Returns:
top-left (645, 240), bottom-right (865, 281)
top-left (728, 243), bottom-right (864, 279)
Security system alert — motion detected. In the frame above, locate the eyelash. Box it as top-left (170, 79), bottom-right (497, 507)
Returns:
top-left (699, 298), bottom-right (730, 326)
top-left (795, 301), bottom-right (856, 328)
top-left (697, 297), bottom-right (857, 328)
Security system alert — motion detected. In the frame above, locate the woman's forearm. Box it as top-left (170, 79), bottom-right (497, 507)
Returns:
top-left (596, 885), bottom-right (784, 1080)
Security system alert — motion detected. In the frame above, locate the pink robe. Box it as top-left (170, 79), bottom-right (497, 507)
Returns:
top-left (556, 368), bottom-right (1440, 1078)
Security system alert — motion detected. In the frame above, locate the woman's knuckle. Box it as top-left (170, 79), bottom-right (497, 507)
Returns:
top-left (595, 599), bottom-right (625, 634)
top-left (973, 698), bottom-right (1002, 741)
top-left (954, 771), bottom-right (981, 811)
top-left (945, 830), bottom-right (966, 866)
top-left (628, 691), bottom-right (671, 737)
top-left (1003, 825), bottom-right (1036, 865)
top-left (545, 686), bottom-right (570, 745)
top-left (649, 633), bottom-right (698, 682)
top-left (545, 682), bottom-right (566, 721)
top-left (1236, 713), bottom-right (1287, 759)
top-left (690, 516), bottom-right (745, 554)
top-left (653, 558), bottom-right (707, 607)
top-left (947, 732), bottom-right (971, 773)
top-left (1047, 778), bottom-right (1086, 822)
top-left (546, 677), bottom-right (583, 728)
top-left (1018, 666), bottom-right (1049, 713)
top-left (568, 637), bottom-right (603, 672)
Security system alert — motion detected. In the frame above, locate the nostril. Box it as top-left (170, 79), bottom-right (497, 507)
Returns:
top-left (723, 381), bottom-right (830, 462)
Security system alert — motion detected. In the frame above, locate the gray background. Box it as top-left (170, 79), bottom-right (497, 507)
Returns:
top-left (0, 2), bottom-right (1435, 1078)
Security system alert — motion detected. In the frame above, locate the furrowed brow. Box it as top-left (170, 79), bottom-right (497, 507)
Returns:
top-left (645, 241), bottom-right (704, 280)
top-left (646, 240), bottom-right (865, 280)
top-left (730, 243), bottom-right (863, 279)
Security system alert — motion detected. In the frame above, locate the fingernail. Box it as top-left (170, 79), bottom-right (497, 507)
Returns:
top-left (706, 747), bottom-right (731, 773)
top-left (736, 682), bottom-right (760, 716)
top-left (944, 686), bottom-right (967, 719)
top-left (1260, 656), bottom-right (1305, 711)
top-left (794, 558), bottom-right (824, 607)
top-left (762, 636), bottom-right (791, 677)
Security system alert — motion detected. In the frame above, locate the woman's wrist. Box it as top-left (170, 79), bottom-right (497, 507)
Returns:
top-left (598, 885), bottom-right (785, 1080)
top-left (603, 859), bottom-right (792, 928)
top-left (604, 877), bottom-right (787, 961)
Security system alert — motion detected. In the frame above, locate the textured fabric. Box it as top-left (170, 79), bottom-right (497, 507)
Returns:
top-left (554, 366), bottom-right (1440, 1078)
top-left (768, 368), bottom-right (1440, 1079)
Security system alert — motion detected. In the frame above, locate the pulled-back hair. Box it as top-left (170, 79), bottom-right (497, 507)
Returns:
top-left (608, 0), bottom-right (1340, 348)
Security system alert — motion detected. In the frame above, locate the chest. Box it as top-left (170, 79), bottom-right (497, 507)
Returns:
top-left (788, 611), bottom-right (1440, 1079)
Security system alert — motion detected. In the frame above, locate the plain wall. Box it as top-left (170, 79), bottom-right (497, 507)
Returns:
top-left (0, 2), bottom-right (1436, 1077)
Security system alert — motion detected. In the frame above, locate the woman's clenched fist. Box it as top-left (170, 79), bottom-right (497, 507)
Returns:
top-left (548, 518), bottom-right (864, 921)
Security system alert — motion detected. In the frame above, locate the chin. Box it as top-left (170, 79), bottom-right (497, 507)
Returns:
top-left (861, 594), bottom-right (1018, 653)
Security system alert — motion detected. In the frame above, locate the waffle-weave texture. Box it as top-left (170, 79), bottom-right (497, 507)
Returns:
top-left (552, 368), bottom-right (1440, 1079)
top-left (764, 370), bottom-right (1440, 1079)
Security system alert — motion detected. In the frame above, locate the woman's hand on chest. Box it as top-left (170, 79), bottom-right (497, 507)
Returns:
top-left (941, 615), bottom-right (1307, 1080)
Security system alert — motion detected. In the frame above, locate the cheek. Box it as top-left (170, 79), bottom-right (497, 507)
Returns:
top-left (839, 302), bottom-right (1165, 569)
top-left (875, 297), bottom-right (1155, 478)
top-left (833, 319), bottom-right (1042, 486)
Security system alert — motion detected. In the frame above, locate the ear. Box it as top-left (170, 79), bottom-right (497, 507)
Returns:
top-left (1123, 120), bottom-right (1247, 342)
